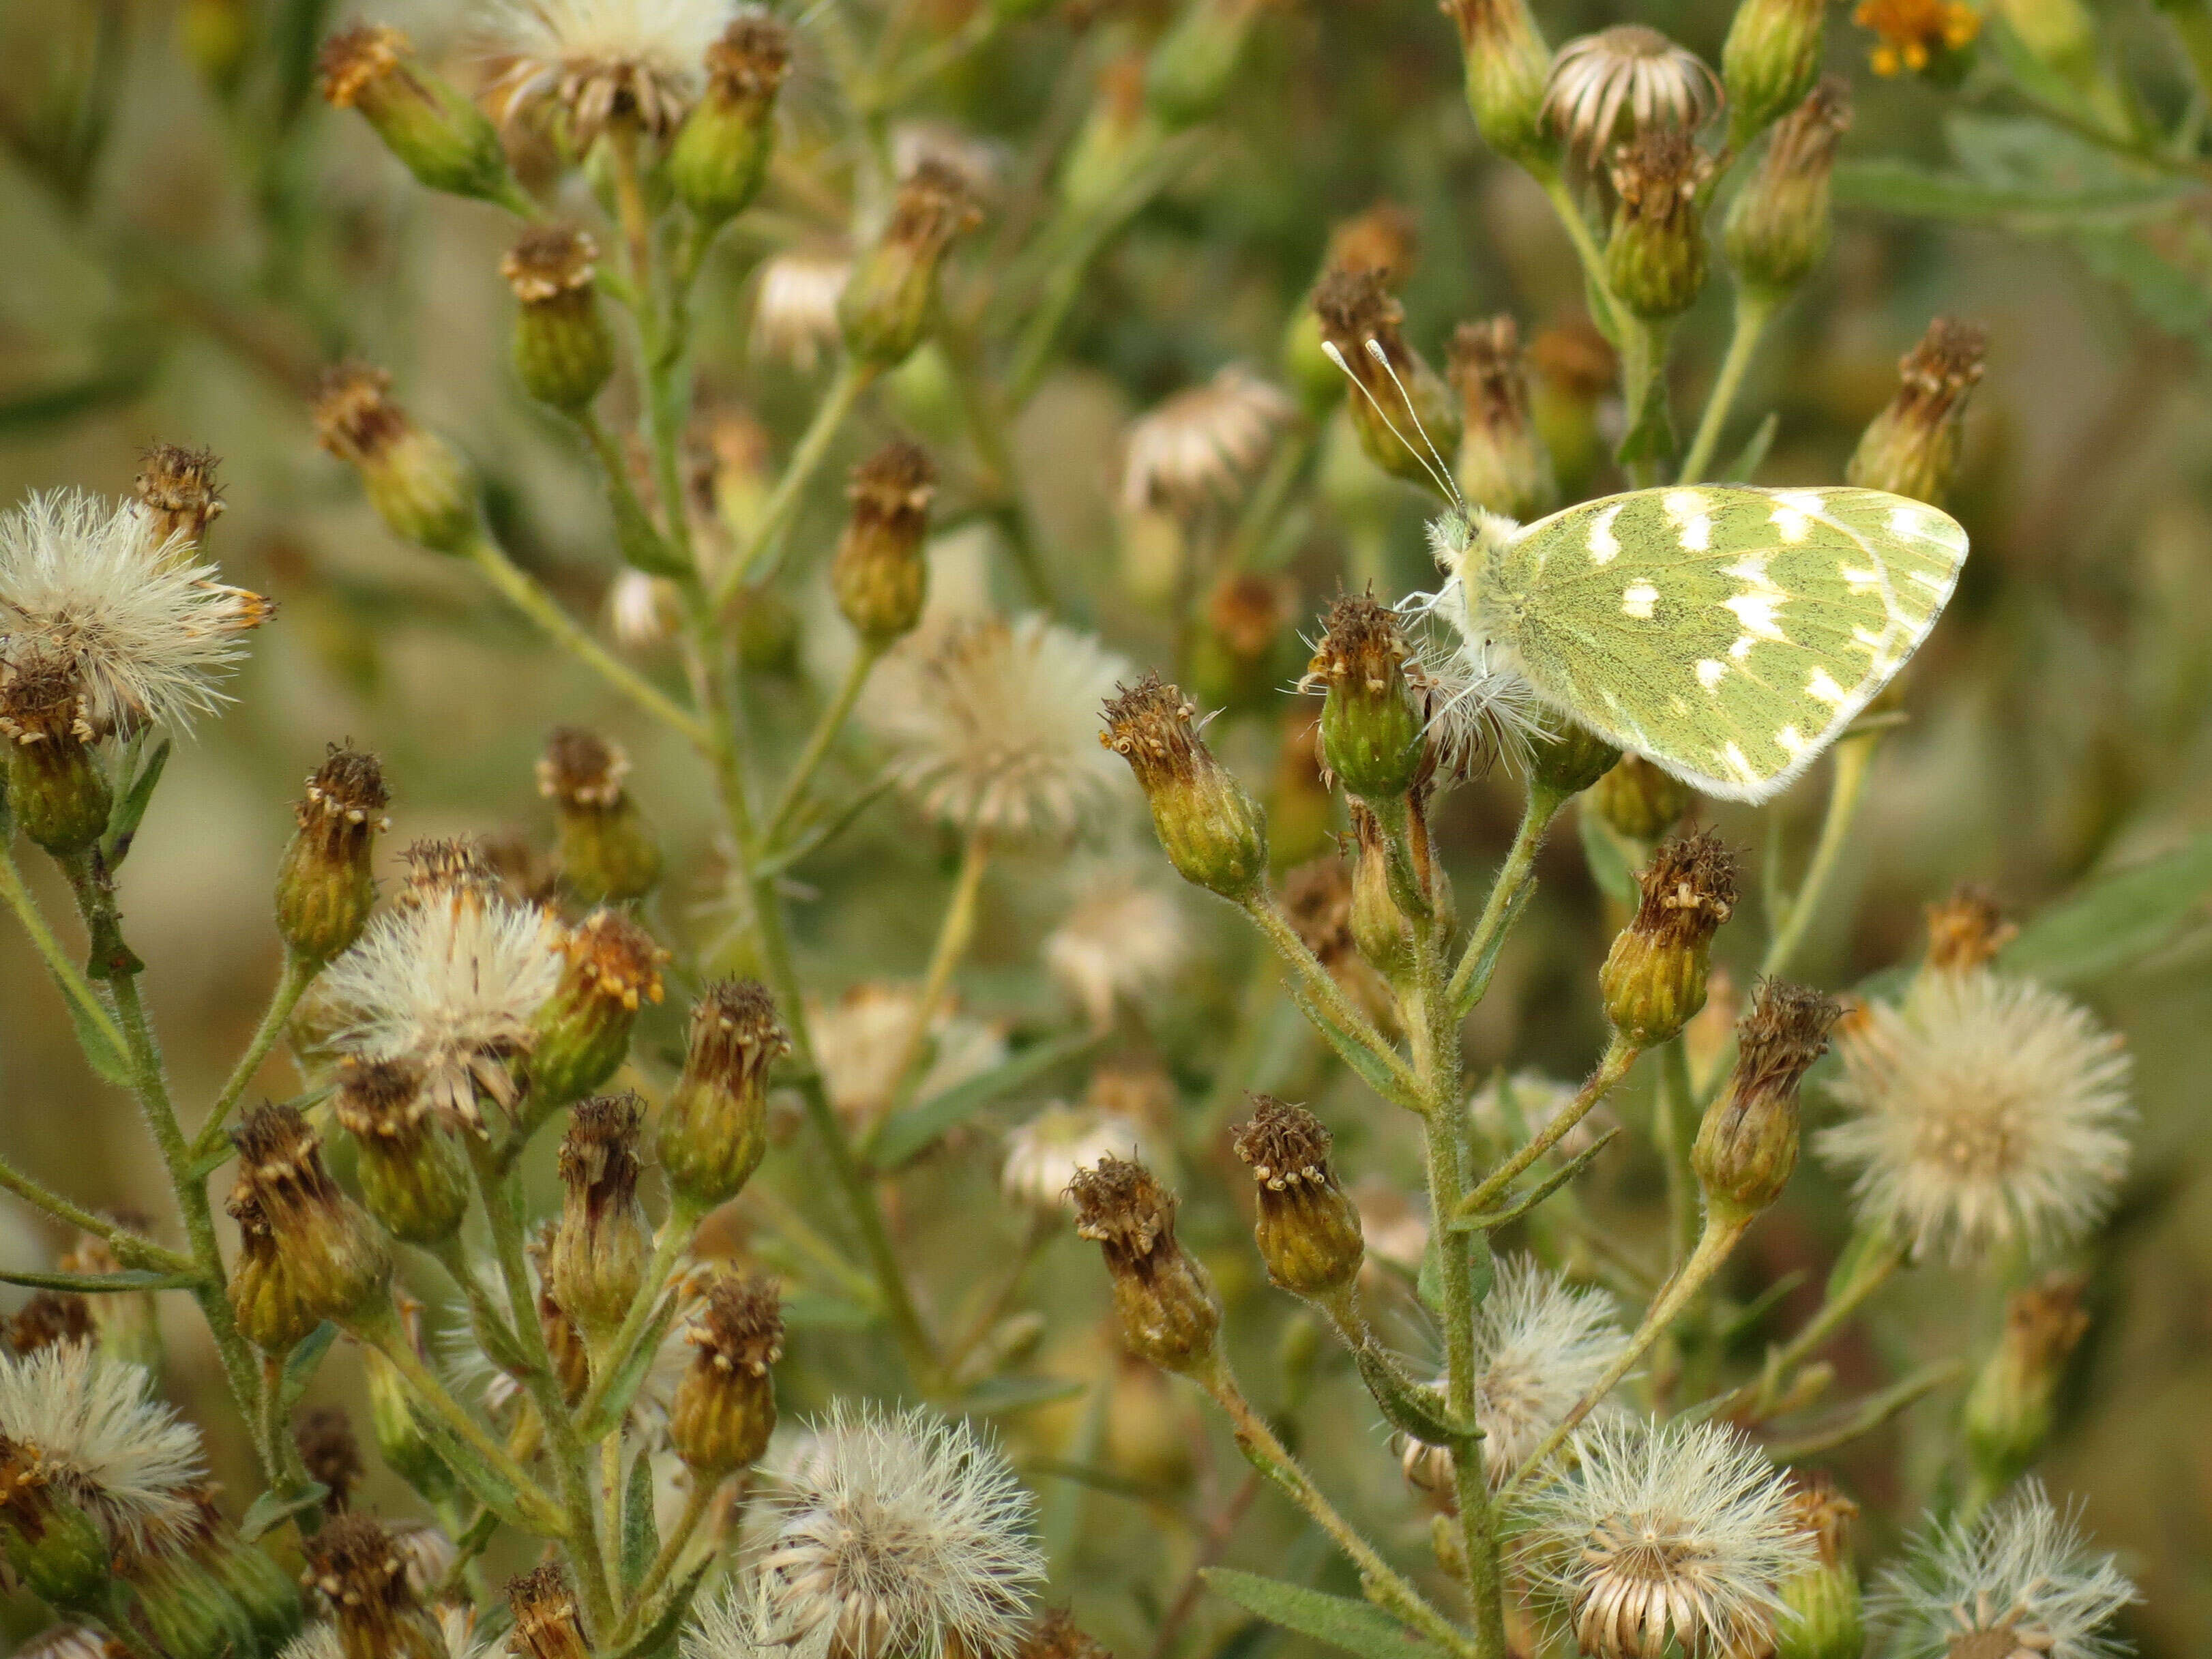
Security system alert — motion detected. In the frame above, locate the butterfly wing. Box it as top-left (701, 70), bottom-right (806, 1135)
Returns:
top-left (1486, 486), bottom-right (1967, 804)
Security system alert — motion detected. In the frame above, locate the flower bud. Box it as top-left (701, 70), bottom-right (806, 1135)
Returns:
top-left (831, 439), bottom-right (935, 648)
top-left (316, 25), bottom-right (517, 203)
top-left (134, 443), bottom-right (226, 550)
top-left (1775, 1475), bottom-right (1863, 1659)
top-left (1524, 714), bottom-right (1622, 805)
top-left (1440, 0), bottom-right (1555, 164)
top-left (1285, 209), bottom-right (1416, 413)
top-left (1190, 572), bottom-right (1295, 716)
top-left (1100, 675), bottom-right (1268, 902)
top-left (225, 1104), bottom-right (392, 1353)
top-left (838, 161), bottom-right (982, 368)
top-left (1599, 828), bottom-right (1739, 1047)
top-left (538, 728), bottom-right (663, 905)
top-left (0, 652), bottom-right (111, 856)
top-left (1963, 1270), bottom-right (2089, 1497)
top-left (668, 1272), bottom-right (783, 1476)
top-left (1146, 0), bottom-right (1267, 128)
top-left (0, 1439), bottom-right (110, 1609)
top-left (659, 980), bottom-right (788, 1210)
top-left (1844, 317), bottom-right (1986, 506)
top-left (548, 1093), bottom-right (649, 1345)
top-left (5, 1292), bottom-right (93, 1356)
top-left (301, 1514), bottom-right (448, 1659)
top-left (312, 363), bottom-right (479, 553)
top-left (1309, 596), bottom-right (1426, 801)
top-left (1231, 1098), bottom-right (1364, 1304)
top-left (1606, 128), bottom-right (1713, 321)
top-left (333, 1056), bottom-right (471, 1246)
top-left (529, 1225), bottom-right (592, 1406)
top-left (523, 910), bottom-right (668, 1123)
top-left (1311, 269), bottom-right (1461, 490)
top-left (1446, 318), bottom-right (1554, 520)
top-left (1058, 56), bottom-right (1157, 218)
top-left (501, 227), bottom-right (615, 414)
top-left (1724, 78), bottom-right (1852, 297)
top-left (1922, 883), bottom-right (2016, 975)
top-left (276, 744), bottom-right (391, 962)
top-left (127, 1542), bottom-right (259, 1659)
top-left (508, 1563), bottom-right (593, 1659)
top-left (294, 1405), bottom-right (364, 1514)
top-left (1069, 1156), bottom-right (1222, 1375)
top-left (184, 1493), bottom-right (301, 1654)
top-left (363, 1295), bottom-right (457, 1506)
top-left (1692, 978), bottom-right (1839, 1224)
top-left (1588, 752), bottom-right (1693, 844)
top-left (1283, 852), bottom-right (1398, 1032)
top-left (1722, 0), bottom-right (1826, 147)
top-left (668, 12), bottom-right (792, 225)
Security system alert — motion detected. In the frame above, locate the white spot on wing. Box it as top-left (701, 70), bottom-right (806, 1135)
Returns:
top-left (1724, 592), bottom-right (1787, 641)
top-left (1664, 489), bottom-right (1712, 552)
top-left (1807, 666), bottom-right (1849, 706)
top-left (1728, 634), bottom-right (1754, 661)
top-left (1771, 507), bottom-right (1811, 543)
top-left (1587, 503), bottom-right (1623, 565)
top-left (1722, 742), bottom-right (1758, 782)
top-left (1696, 658), bottom-right (1726, 691)
top-left (1621, 581), bottom-right (1659, 619)
top-left (1772, 489), bottom-right (1826, 516)
top-left (1777, 725), bottom-right (1809, 757)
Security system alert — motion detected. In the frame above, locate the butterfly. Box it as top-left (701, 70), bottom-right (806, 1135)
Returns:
top-left (1322, 339), bottom-right (1970, 805)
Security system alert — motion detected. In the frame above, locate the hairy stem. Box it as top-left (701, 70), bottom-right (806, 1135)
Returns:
top-left (886, 830), bottom-right (990, 1111)
top-left (718, 357), bottom-right (876, 604)
top-left (762, 643), bottom-right (884, 851)
top-left (1449, 791), bottom-right (1563, 1014)
top-left (0, 840), bottom-right (127, 1059)
top-left (1241, 894), bottom-right (1420, 1101)
top-left (1461, 1037), bottom-right (1638, 1217)
top-left (1678, 287), bottom-right (1775, 484)
top-left (192, 950), bottom-right (317, 1162)
top-left (1760, 727), bottom-right (1881, 980)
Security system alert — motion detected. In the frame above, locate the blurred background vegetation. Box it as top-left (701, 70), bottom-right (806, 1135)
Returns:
top-left (1, 0), bottom-right (2210, 1652)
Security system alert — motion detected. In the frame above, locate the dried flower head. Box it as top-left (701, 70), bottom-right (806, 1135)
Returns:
top-left (753, 252), bottom-right (853, 371)
top-left (1043, 862), bottom-right (1189, 1030)
top-left (1519, 1416), bottom-right (1810, 1659)
top-left (869, 615), bottom-right (1132, 840)
top-left (1120, 367), bottom-right (1293, 515)
top-left (485, 0), bottom-right (735, 143)
top-left (759, 1403), bottom-right (1044, 1659)
top-left (1816, 968), bottom-right (2132, 1261)
top-left (670, 1272), bottom-right (784, 1474)
top-left (1599, 829), bottom-right (1740, 1048)
top-left (1853, 0), bottom-right (1979, 76)
top-left (1232, 1098), bottom-right (1363, 1301)
top-left (1002, 1104), bottom-right (1152, 1211)
top-left (1605, 126), bottom-right (1715, 320)
top-left (5, 1293), bottom-right (94, 1357)
top-left (508, 1562), bottom-right (591, 1659)
top-left (1100, 673), bottom-right (1269, 900)
top-left (1544, 26), bottom-right (1722, 156)
top-left (0, 488), bottom-right (269, 739)
top-left (1325, 201), bottom-right (1419, 285)
top-left (1924, 884), bottom-right (2017, 975)
top-left (225, 1103), bottom-right (393, 1349)
top-left (316, 864), bottom-right (567, 1130)
top-left (0, 1342), bottom-right (203, 1553)
top-left (133, 444), bottom-right (225, 548)
top-left (1069, 1157), bottom-right (1222, 1374)
top-left (301, 1512), bottom-right (449, 1659)
top-left (1310, 267), bottom-right (1460, 488)
top-left (1846, 317), bottom-right (1988, 505)
top-left (295, 1405), bottom-right (364, 1512)
top-left (1873, 1480), bottom-right (2136, 1659)
top-left (812, 983), bottom-right (1007, 1128)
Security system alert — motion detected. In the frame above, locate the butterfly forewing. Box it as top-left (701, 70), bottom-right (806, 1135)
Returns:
top-left (1489, 486), bottom-right (1967, 803)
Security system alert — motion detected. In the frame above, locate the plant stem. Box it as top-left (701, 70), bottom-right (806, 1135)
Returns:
top-left (717, 357), bottom-right (876, 605)
top-left (763, 643), bottom-right (883, 851)
top-left (1461, 1037), bottom-right (1638, 1217)
top-left (1449, 790), bottom-right (1563, 1014)
top-left (576, 1196), bottom-right (701, 1428)
top-left (1241, 895), bottom-right (1420, 1100)
top-left (1760, 727), bottom-right (1880, 980)
top-left (1655, 1038), bottom-right (1699, 1268)
top-left (192, 950), bottom-right (317, 1162)
top-left (0, 839), bottom-right (126, 1058)
top-left (941, 1212), bottom-right (1052, 1383)
top-left (0, 1151), bottom-right (193, 1271)
top-left (463, 531), bottom-right (708, 744)
top-left (886, 830), bottom-right (991, 1111)
top-left (1709, 1229), bottom-right (1908, 1422)
top-left (1197, 1357), bottom-right (1474, 1658)
top-left (1530, 164), bottom-right (1617, 332)
top-left (1677, 288), bottom-right (1775, 484)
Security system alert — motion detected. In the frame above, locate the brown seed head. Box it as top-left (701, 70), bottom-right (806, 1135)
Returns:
top-left (312, 362), bottom-right (411, 465)
top-left (396, 835), bottom-right (500, 902)
top-left (332, 1055), bottom-right (430, 1144)
top-left (294, 1405), bottom-right (364, 1513)
top-left (134, 444), bottom-right (225, 547)
top-left (537, 726), bottom-right (629, 810)
top-left (1731, 978), bottom-right (1840, 1104)
top-left (1019, 1608), bottom-right (1115, 1659)
top-left (1068, 1156), bottom-right (1222, 1373)
top-left (1325, 202), bottom-right (1419, 287)
top-left (557, 1092), bottom-right (645, 1222)
top-left (1233, 1097), bottom-right (1364, 1300)
top-left (1786, 1472), bottom-right (1858, 1572)
top-left (301, 1512), bottom-right (446, 1659)
top-left (1631, 828), bottom-right (1739, 947)
top-left (1924, 883), bottom-right (2016, 975)
top-left (500, 226), bottom-right (599, 303)
top-left (1312, 266), bottom-right (1409, 381)
top-left (5, 1293), bottom-right (94, 1357)
top-left (887, 159), bottom-right (984, 250)
top-left (1608, 126), bottom-right (1711, 224)
top-left (684, 979), bottom-right (790, 1093)
top-left (705, 13), bottom-right (793, 101)
top-left (1100, 675), bottom-right (1210, 794)
top-left (847, 437), bottom-right (937, 525)
top-left (1894, 316), bottom-right (1988, 424)
top-left (507, 1562), bottom-right (592, 1659)
top-left (1447, 319), bottom-right (1531, 435)
top-left (316, 23), bottom-right (409, 107)
top-left (0, 649), bottom-right (91, 748)
top-left (689, 1272), bottom-right (786, 1377)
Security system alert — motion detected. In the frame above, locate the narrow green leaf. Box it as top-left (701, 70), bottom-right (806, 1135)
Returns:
top-left (868, 1031), bottom-right (1103, 1169)
top-left (239, 1482), bottom-right (328, 1541)
top-left (1284, 984), bottom-right (1420, 1113)
top-left (1351, 1345), bottom-right (1474, 1445)
top-left (1576, 810), bottom-right (1640, 906)
top-left (1833, 160), bottom-right (2185, 224)
top-left (100, 736), bottom-right (170, 870)
top-left (1722, 412), bottom-right (1779, 483)
top-left (0, 1266), bottom-right (200, 1293)
top-left (63, 985), bottom-right (134, 1085)
top-left (575, 1290), bottom-right (688, 1442)
top-left (613, 1553), bottom-right (718, 1659)
top-left (957, 1375), bottom-right (1086, 1415)
top-left (781, 1293), bottom-right (879, 1330)
top-left (1760, 1360), bottom-right (1964, 1461)
top-left (2069, 229), bottom-right (2212, 353)
top-left (2000, 832), bottom-right (2212, 986)
top-left (1448, 1128), bottom-right (1621, 1232)
top-left (405, 1409), bottom-right (546, 1535)
top-left (280, 1323), bottom-right (340, 1412)
top-left (1200, 1570), bottom-right (1449, 1659)
top-left (621, 1448), bottom-right (661, 1594)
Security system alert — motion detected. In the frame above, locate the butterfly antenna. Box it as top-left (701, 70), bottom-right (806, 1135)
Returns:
top-left (1319, 340), bottom-right (1462, 504)
top-left (1363, 338), bottom-right (1465, 511)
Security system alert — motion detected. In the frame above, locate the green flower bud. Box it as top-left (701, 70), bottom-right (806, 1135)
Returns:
top-left (1963, 1271), bottom-right (2089, 1499)
top-left (129, 1501), bottom-right (263, 1659)
top-left (363, 1296), bottom-right (457, 1506)
top-left (831, 439), bottom-right (935, 649)
top-left (1232, 1098), bottom-right (1364, 1304)
top-left (224, 1105), bottom-right (392, 1355)
top-left (0, 652), bottom-right (111, 856)
top-left (1606, 128), bottom-right (1713, 321)
top-left (316, 25), bottom-right (518, 204)
top-left (1310, 595), bottom-right (1426, 800)
top-left (1058, 57), bottom-right (1158, 217)
top-left (501, 226), bottom-right (615, 414)
top-left (1447, 317), bottom-right (1555, 520)
top-left (668, 13), bottom-right (791, 226)
top-left (1691, 979), bottom-right (1838, 1225)
top-left (537, 728), bottom-right (663, 905)
top-left (301, 1514), bottom-right (448, 1659)
top-left (1346, 802), bottom-right (1415, 982)
top-left (1588, 751), bottom-right (1692, 843)
top-left (1439, 0), bottom-right (1556, 165)
top-left (1724, 78), bottom-right (1852, 297)
top-left (668, 1272), bottom-right (783, 1476)
top-left (1070, 1157), bottom-right (1222, 1376)
top-left (333, 1057), bottom-right (470, 1246)
top-left (1776, 1476), bottom-right (1864, 1659)
top-left (1525, 715), bottom-right (1622, 804)
top-left (0, 1441), bottom-right (110, 1610)
top-left (659, 980), bottom-right (787, 1211)
top-left (547, 1093), bottom-right (649, 1346)
top-left (312, 363), bottom-right (478, 554)
top-left (181, 0), bottom-right (252, 96)
top-left (838, 161), bottom-right (982, 368)
top-left (1845, 316), bottom-right (1987, 507)
top-left (1101, 675), bottom-right (1268, 902)
top-left (1722, 0), bottom-right (1826, 147)
top-left (276, 744), bottom-right (390, 963)
top-left (1598, 828), bottom-right (1738, 1048)
top-left (1147, 0), bottom-right (1267, 128)
top-left (529, 1224), bottom-right (593, 1406)
top-left (1311, 268), bottom-right (1461, 492)
top-left (521, 910), bottom-right (667, 1126)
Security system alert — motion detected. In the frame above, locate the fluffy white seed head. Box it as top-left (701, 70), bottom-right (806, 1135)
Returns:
top-left (1043, 861), bottom-right (1189, 1030)
top-left (1543, 25), bottom-right (1722, 156)
top-left (1002, 1103), bottom-right (1153, 1211)
top-left (752, 252), bottom-right (852, 372)
top-left (0, 488), bottom-right (269, 739)
top-left (1816, 969), bottom-right (2133, 1262)
top-left (1518, 1416), bottom-right (1810, 1659)
top-left (810, 983), bottom-right (1007, 1129)
top-left (756, 1403), bottom-right (1044, 1659)
top-left (866, 615), bottom-right (1133, 840)
top-left (316, 881), bottom-right (567, 1130)
top-left (1471, 1257), bottom-right (1630, 1478)
top-left (1121, 366), bottom-right (1294, 516)
top-left (483, 0), bottom-right (735, 140)
top-left (1873, 1480), bottom-right (2137, 1659)
top-left (0, 1342), bottom-right (205, 1552)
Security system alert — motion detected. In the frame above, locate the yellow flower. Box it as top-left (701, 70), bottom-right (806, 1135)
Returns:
top-left (1854, 0), bottom-right (1979, 74)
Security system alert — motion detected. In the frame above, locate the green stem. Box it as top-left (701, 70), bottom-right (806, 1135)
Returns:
top-left (940, 1212), bottom-right (1052, 1383)
top-left (716, 357), bottom-right (876, 605)
top-left (1531, 163), bottom-right (1617, 332)
top-left (1225, 417), bottom-right (1320, 572)
top-left (763, 643), bottom-right (883, 851)
top-left (1655, 1038), bottom-right (1699, 1268)
top-left (192, 950), bottom-right (317, 1162)
top-left (1720, 1229), bottom-right (1908, 1421)
top-left (0, 838), bottom-right (126, 1057)
top-left (885, 830), bottom-right (991, 1111)
top-left (1760, 727), bottom-right (1880, 980)
top-left (462, 531), bottom-right (708, 744)
top-left (2160, 0), bottom-right (2212, 104)
top-left (1461, 1037), bottom-right (1638, 1216)
top-left (1677, 288), bottom-right (1775, 484)
top-left (1449, 790), bottom-right (1563, 1014)
top-left (1241, 895), bottom-right (1421, 1101)
top-left (1617, 318), bottom-right (1672, 489)
top-left (0, 1151), bottom-right (192, 1271)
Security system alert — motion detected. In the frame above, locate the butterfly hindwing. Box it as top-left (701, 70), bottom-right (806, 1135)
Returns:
top-left (1483, 486), bottom-right (1967, 803)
